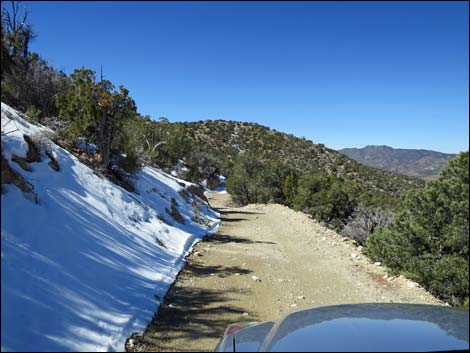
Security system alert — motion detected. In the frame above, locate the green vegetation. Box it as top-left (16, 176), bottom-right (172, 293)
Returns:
top-left (1, 2), bottom-right (193, 185)
top-left (226, 154), bottom-right (361, 230)
top-left (179, 120), bottom-right (423, 209)
top-left (3, 1), bottom-right (467, 307)
top-left (226, 155), bottom-right (294, 205)
top-left (184, 151), bottom-right (221, 189)
top-left (293, 173), bottom-right (359, 229)
top-left (56, 68), bottom-right (137, 170)
top-left (1, 2), bottom-right (67, 120)
top-left (365, 152), bottom-right (469, 306)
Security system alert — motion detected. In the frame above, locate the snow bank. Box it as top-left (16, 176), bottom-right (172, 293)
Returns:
top-left (204, 174), bottom-right (227, 194)
top-left (1, 103), bottom-right (220, 352)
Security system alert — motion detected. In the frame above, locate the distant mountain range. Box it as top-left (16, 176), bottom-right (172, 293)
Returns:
top-left (339, 145), bottom-right (456, 180)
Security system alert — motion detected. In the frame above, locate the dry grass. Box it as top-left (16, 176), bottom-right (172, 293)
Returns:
top-left (1, 152), bottom-right (37, 202)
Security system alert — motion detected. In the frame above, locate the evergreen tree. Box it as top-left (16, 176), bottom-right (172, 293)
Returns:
top-left (56, 68), bottom-right (98, 142)
top-left (56, 68), bottom-right (137, 170)
top-left (365, 152), bottom-right (469, 305)
top-left (226, 154), bottom-right (264, 205)
top-left (95, 80), bottom-right (136, 169)
top-left (283, 173), bottom-right (298, 207)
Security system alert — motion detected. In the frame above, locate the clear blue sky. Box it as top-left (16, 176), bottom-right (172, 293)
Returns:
top-left (24, 1), bottom-right (468, 153)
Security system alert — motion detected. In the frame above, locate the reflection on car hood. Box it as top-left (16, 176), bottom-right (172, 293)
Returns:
top-left (259, 303), bottom-right (469, 352)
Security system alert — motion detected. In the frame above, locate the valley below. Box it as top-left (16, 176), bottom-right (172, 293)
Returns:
top-left (129, 192), bottom-right (441, 352)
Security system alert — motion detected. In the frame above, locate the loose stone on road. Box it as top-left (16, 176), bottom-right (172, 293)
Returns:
top-left (130, 192), bottom-right (440, 352)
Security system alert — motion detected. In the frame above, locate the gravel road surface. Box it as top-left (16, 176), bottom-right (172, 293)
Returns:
top-left (128, 192), bottom-right (441, 352)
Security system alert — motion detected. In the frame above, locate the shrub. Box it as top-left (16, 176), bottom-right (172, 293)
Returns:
top-left (293, 174), bottom-right (358, 229)
top-left (226, 155), bottom-right (293, 205)
top-left (226, 154), bottom-right (264, 205)
top-left (185, 151), bottom-right (220, 188)
top-left (117, 151), bottom-right (141, 175)
top-left (365, 152), bottom-right (469, 306)
top-left (25, 106), bottom-right (42, 121)
top-left (341, 205), bottom-right (393, 245)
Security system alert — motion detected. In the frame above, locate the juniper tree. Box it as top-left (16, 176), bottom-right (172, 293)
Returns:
top-left (365, 152), bottom-right (469, 306)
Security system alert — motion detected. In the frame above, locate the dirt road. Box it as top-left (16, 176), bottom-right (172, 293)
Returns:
top-left (129, 192), bottom-right (441, 352)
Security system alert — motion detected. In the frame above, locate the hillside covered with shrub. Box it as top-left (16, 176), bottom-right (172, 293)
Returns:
top-left (176, 120), bottom-right (423, 207)
top-left (340, 145), bottom-right (456, 180)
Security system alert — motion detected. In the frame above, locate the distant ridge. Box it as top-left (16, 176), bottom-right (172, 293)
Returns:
top-left (339, 145), bottom-right (456, 180)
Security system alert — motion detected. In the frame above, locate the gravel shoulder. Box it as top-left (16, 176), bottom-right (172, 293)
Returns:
top-left (129, 192), bottom-right (441, 352)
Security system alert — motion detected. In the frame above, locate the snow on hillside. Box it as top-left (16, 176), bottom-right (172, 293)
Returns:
top-left (1, 103), bottom-right (220, 351)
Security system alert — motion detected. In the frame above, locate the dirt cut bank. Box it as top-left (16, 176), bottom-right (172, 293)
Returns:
top-left (128, 192), bottom-right (441, 352)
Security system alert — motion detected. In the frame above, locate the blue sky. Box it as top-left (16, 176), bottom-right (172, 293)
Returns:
top-left (24, 1), bottom-right (468, 153)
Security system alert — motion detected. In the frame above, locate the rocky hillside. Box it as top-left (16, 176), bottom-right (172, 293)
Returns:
top-left (177, 120), bottom-right (423, 199)
top-left (339, 145), bottom-right (456, 180)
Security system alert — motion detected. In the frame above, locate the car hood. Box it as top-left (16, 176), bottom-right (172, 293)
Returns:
top-left (258, 303), bottom-right (469, 352)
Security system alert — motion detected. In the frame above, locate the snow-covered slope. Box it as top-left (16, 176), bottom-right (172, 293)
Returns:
top-left (1, 103), bottom-right (220, 351)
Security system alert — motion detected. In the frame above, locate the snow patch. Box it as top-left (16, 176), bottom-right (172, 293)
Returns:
top-left (1, 103), bottom-right (220, 352)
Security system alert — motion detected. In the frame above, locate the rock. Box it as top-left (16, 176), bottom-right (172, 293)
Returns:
top-left (11, 154), bottom-right (33, 172)
top-left (351, 253), bottom-right (358, 258)
top-left (125, 333), bottom-right (143, 351)
top-left (383, 274), bottom-right (388, 279)
top-left (321, 236), bottom-right (326, 241)
top-left (46, 150), bottom-right (60, 171)
top-left (126, 338), bottom-right (134, 350)
top-left (374, 262), bottom-right (381, 266)
top-left (234, 273), bottom-right (240, 276)
top-left (290, 303), bottom-right (297, 307)
top-left (242, 312), bottom-right (249, 316)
